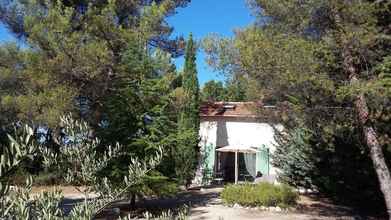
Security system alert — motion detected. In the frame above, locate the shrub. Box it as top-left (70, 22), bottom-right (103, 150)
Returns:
top-left (221, 182), bottom-right (298, 207)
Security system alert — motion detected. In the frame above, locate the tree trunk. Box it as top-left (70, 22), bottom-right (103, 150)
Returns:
top-left (332, 6), bottom-right (391, 216)
top-left (343, 48), bottom-right (391, 218)
top-left (130, 193), bottom-right (136, 210)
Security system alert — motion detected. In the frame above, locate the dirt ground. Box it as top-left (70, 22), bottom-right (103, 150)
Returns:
top-left (187, 192), bottom-right (379, 220)
top-left (34, 186), bottom-right (386, 220)
top-left (32, 185), bottom-right (88, 195)
top-left (146, 187), bottom-right (383, 220)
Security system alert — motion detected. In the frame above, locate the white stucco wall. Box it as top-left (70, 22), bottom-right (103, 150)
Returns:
top-left (192, 120), bottom-right (218, 186)
top-left (193, 117), bottom-right (283, 186)
top-left (199, 120), bottom-right (218, 149)
top-left (223, 120), bottom-right (282, 176)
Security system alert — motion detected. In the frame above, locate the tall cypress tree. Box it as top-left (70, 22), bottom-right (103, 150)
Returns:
top-left (175, 33), bottom-right (200, 185)
top-left (179, 33), bottom-right (200, 131)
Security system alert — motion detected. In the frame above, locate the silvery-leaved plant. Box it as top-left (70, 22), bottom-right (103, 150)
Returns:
top-left (118, 205), bottom-right (189, 220)
top-left (57, 115), bottom-right (164, 218)
top-left (1, 125), bottom-right (37, 215)
top-left (1, 115), bottom-right (169, 219)
top-left (1, 176), bottom-right (64, 220)
top-left (0, 125), bottom-right (64, 219)
top-left (0, 125), bottom-right (36, 197)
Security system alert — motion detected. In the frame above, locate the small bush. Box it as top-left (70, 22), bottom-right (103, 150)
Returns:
top-left (221, 182), bottom-right (298, 207)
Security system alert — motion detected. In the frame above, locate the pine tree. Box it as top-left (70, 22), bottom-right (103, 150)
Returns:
top-left (203, 0), bottom-right (391, 216)
top-left (253, 1), bottom-right (391, 215)
top-left (0, 0), bottom-right (192, 201)
top-left (0, 0), bottom-right (188, 129)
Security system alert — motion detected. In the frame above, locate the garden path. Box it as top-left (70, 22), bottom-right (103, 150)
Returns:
top-left (52, 186), bottom-right (384, 219)
top-left (129, 187), bottom-right (383, 220)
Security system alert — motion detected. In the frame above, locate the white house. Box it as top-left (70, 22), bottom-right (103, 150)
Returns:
top-left (192, 102), bottom-right (282, 186)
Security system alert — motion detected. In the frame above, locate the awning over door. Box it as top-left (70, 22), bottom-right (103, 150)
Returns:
top-left (216, 145), bottom-right (258, 154)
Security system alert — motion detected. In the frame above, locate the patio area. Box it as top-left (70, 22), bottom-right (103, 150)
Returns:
top-left (212, 145), bottom-right (275, 185)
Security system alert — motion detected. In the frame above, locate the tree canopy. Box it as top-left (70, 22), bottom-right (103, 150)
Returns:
top-left (0, 0), bottom-right (200, 202)
top-left (203, 0), bottom-right (391, 215)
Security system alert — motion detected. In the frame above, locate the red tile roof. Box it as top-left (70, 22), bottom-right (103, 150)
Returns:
top-left (200, 101), bottom-right (276, 118)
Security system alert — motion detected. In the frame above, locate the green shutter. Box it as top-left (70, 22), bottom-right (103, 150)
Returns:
top-left (256, 146), bottom-right (269, 175)
top-left (202, 144), bottom-right (215, 183)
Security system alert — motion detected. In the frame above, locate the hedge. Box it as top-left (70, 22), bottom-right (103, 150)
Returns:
top-left (221, 182), bottom-right (298, 207)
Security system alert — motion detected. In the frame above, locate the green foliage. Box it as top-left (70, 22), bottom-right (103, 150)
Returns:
top-left (201, 80), bottom-right (225, 102)
top-left (126, 170), bottom-right (179, 201)
top-left (0, 0), bottom-right (190, 54)
top-left (142, 172), bottom-right (179, 197)
top-left (272, 127), bottom-right (316, 189)
top-left (0, 0), bottom-right (195, 197)
top-left (97, 57), bottom-right (183, 195)
top-left (201, 77), bottom-right (250, 102)
top-left (224, 75), bottom-right (249, 102)
top-left (119, 206), bottom-right (189, 220)
top-left (179, 33), bottom-right (200, 131)
top-left (1, 177), bottom-right (64, 220)
top-left (203, 28), bottom-right (335, 104)
top-left (221, 183), bottom-right (298, 208)
top-left (0, 0), bottom-right (195, 217)
top-left (0, 0), bottom-right (187, 127)
top-left (174, 34), bottom-right (200, 185)
top-left (173, 129), bottom-right (199, 185)
top-left (0, 125), bottom-right (37, 200)
top-left (203, 0), bottom-right (391, 211)
top-left (1, 117), bottom-right (167, 219)
top-left (52, 115), bottom-right (163, 205)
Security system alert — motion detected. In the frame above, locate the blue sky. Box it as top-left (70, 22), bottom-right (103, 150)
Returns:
top-left (0, 25), bottom-right (14, 43)
top-left (168, 0), bottom-right (254, 85)
top-left (0, 0), bottom-right (254, 85)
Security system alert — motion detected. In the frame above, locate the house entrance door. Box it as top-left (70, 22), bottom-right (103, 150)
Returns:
top-left (216, 152), bottom-right (257, 182)
top-left (215, 152), bottom-right (235, 182)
